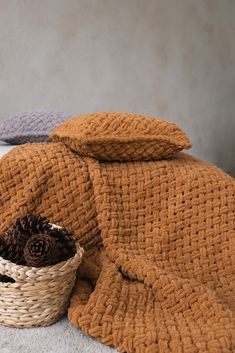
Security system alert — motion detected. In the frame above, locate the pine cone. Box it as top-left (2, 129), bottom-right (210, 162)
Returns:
top-left (1, 214), bottom-right (77, 267)
top-left (48, 227), bottom-right (76, 261)
top-left (0, 236), bottom-right (6, 256)
top-left (0, 274), bottom-right (15, 283)
top-left (0, 232), bottom-right (25, 264)
top-left (24, 233), bottom-right (60, 267)
top-left (11, 214), bottom-right (50, 238)
top-left (0, 214), bottom-right (51, 265)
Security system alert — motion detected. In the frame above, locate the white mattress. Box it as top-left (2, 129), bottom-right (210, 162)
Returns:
top-left (0, 143), bottom-right (17, 158)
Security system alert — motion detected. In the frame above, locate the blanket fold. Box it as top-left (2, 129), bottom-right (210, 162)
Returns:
top-left (0, 142), bottom-right (234, 353)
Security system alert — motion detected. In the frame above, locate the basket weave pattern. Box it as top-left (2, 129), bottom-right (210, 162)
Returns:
top-left (0, 243), bottom-right (83, 328)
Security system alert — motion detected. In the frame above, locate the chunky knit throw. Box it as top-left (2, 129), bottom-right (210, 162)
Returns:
top-left (0, 142), bottom-right (234, 353)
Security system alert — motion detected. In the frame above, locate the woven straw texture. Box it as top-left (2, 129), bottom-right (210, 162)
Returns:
top-left (0, 142), bottom-right (234, 352)
top-left (51, 112), bottom-right (192, 161)
top-left (0, 237), bottom-right (83, 328)
top-left (0, 111), bottom-right (69, 144)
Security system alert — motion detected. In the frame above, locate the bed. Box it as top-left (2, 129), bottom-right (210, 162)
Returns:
top-left (0, 111), bottom-right (234, 353)
top-left (0, 143), bottom-right (16, 158)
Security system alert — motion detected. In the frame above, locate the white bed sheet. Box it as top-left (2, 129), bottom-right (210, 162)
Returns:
top-left (0, 143), bottom-right (17, 158)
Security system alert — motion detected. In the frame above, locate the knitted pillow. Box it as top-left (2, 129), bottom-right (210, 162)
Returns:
top-left (0, 111), bottom-right (69, 145)
top-left (51, 112), bottom-right (192, 161)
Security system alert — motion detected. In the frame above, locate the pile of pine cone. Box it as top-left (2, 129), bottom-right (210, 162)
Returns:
top-left (0, 214), bottom-right (77, 283)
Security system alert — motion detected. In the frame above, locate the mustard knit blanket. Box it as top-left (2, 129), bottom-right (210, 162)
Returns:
top-left (0, 142), bottom-right (234, 353)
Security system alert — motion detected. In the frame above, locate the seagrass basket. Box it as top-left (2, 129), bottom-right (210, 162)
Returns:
top-left (0, 234), bottom-right (84, 328)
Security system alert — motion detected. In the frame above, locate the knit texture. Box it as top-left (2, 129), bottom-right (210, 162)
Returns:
top-left (51, 112), bottom-right (192, 161)
top-left (0, 111), bottom-right (69, 144)
top-left (0, 142), bottom-right (234, 353)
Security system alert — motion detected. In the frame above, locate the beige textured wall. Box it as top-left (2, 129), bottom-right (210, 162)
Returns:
top-left (0, 0), bottom-right (234, 170)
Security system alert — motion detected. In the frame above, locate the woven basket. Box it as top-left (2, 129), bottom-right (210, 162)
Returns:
top-left (0, 226), bottom-right (84, 328)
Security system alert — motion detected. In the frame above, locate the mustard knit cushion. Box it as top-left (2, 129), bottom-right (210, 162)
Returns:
top-left (51, 112), bottom-right (192, 161)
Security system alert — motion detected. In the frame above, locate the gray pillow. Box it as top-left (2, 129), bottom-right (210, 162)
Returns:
top-left (0, 111), bottom-right (70, 144)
